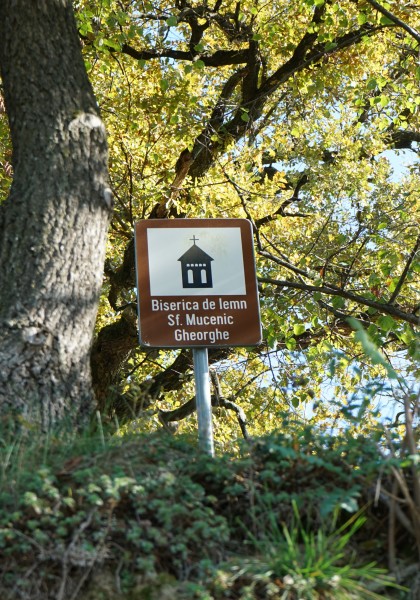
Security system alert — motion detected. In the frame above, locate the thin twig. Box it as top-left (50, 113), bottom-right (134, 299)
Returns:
top-left (388, 234), bottom-right (420, 305)
top-left (403, 391), bottom-right (420, 507)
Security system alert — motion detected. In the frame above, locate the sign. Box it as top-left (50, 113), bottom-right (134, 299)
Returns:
top-left (135, 219), bottom-right (261, 347)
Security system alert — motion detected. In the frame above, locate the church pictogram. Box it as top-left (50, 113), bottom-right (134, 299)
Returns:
top-left (178, 235), bottom-right (214, 288)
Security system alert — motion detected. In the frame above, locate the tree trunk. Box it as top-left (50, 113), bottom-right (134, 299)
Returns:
top-left (0, 1), bottom-right (112, 429)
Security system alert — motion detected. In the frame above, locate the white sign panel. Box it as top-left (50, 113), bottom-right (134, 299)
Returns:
top-left (147, 227), bottom-right (246, 296)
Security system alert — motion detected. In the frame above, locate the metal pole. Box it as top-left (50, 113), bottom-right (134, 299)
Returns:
top-left (193, 348), bottom-right (214, 456)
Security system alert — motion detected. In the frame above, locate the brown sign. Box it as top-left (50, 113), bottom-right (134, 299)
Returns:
top-left (134, 219), bottom-right (261, 348)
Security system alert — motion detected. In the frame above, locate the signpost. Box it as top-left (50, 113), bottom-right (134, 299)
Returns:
top-left (135, 218), bottom-right (261, 455)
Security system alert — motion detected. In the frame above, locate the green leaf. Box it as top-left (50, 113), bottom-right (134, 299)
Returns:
top-left (241, 112), bottom-right (250, 122)
top-left (369, 273), bottom-right (381, 286)
top-left (103, 39), bottom-right (121, 51)
top-left (166, 16), bottom-right (178, 27)
top-left (348, 318), bottom-right (398, 379)
top-left (267, 334), bottom-right (278, 349)
top-left (293, 324), bottom-right (306, 336)
top-left (358, 12), bottom-right (368, 25)
top-left (324, 42), bottom-right (338, 52)
top-left (380, 15), bottom-right (394, 26)
top-left (291, 396), bottom-right (300, 408)
top-left (159, 78), bottom-right (169, 92)
top-left (377, 315), bottom-right (396, 332)
top-left (332, 296), bottom-right (345, 309)
top-left (387, 276), bottom-right (400, 293)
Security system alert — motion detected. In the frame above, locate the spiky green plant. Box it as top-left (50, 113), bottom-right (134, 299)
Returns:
top-left (240, 502), bottom-right (406, 599)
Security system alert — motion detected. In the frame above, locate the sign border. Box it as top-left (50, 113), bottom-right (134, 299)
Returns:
top-left (134, 218), bottom-right (262, 348)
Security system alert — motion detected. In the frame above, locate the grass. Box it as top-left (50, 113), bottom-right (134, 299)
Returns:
top-left (236, 501), bottom-right (406, 599)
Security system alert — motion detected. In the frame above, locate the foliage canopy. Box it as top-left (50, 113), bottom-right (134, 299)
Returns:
top-left (0, 0), bottom-right (419, 439)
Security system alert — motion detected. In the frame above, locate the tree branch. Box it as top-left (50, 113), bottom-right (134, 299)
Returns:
top-left (258, 22), bottom-right (382, 100)
top-left (387, 129), bottom-right (420, 151)
top-left (211, 370), bottom-right (248, 439)
top-left (259, 276), bottom-right (419, 326)
top-left (255, 173), bottom-right (309, 226)
top-left (388, 234), bottom-right (420, 305)
top-left (121, 43), bottom-right (251, 66)
top-left (365, 0), bottom-right (420, 44)
top-left (158, 390), bottom-right (249, 439)
top-left (190, 21), bottom-right (387, 178)
top-left (189, 67), bottom-right (248, 177)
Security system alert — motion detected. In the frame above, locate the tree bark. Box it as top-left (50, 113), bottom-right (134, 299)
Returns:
top-left (0, 0), bottom-right (112, 429)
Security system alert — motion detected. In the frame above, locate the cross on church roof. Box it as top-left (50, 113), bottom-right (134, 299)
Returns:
top-left (190, 235), bottom-right (199, 245)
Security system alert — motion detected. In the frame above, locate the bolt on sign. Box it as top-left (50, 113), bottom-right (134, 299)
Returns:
top-left (135, 219), bottom-right (262, 348)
